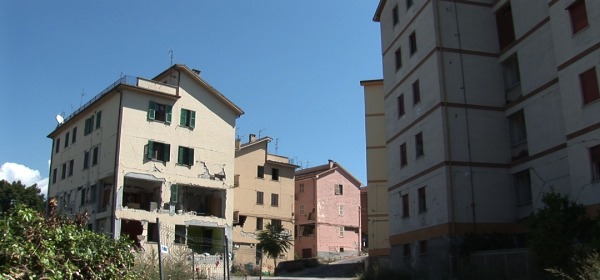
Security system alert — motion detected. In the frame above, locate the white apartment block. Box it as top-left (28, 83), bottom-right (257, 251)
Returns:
top-left (372, 0), bottom-right (600, 276)
top-left (47, 64), bottom-right (244, 254)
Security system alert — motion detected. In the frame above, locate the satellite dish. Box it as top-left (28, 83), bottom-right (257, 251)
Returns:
top-left (55, 114), bottom-right (64, 124)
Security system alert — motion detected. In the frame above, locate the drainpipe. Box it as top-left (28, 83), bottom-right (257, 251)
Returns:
top-left (434, 2), bottom-right (457, 277)
top-left (111, 89), bottom-right (125, 238)
top-left (452, 0), bottom-right (477, 232)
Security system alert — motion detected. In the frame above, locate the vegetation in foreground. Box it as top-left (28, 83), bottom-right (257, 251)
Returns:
top-left (0, 199), bottom-right (138, 279)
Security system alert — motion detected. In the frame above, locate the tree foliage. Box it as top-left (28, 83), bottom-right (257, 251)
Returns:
top-left (257, 223), bottom-right (293, 273)
top-left (0, 199), bottom-right (139, 279)
top-left (0, 180), bottom-right (45, 213)
top-left (528, 192), bottom-right (600, 276)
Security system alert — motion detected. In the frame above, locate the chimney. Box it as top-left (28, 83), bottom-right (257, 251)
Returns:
top-left (235, 138), bottom-right (241, 150)
top-left (249, 134), bottom-right (256, 143)
top-left (192, 69), bottom-right (201, 76)
top-left (328, 159), bottom-right (334, 168)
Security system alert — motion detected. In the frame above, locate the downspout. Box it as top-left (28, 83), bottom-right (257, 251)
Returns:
top-left (111, 89), bottom-right (125, 238)
top-left (434, 0), bottom-right (456, 239)
top-left (434, 2), bottom-right (457, 277)
top-left (313, 177), bottom-right (318, 257)
top-left (452, 0), bottom-right (477, 232)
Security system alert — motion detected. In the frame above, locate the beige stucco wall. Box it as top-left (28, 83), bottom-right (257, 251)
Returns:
top-left (232, 137), bottom-right (296, 269)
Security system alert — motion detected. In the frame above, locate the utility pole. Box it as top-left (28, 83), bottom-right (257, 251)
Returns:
top-left (157, 217), bottom-right (164, 280)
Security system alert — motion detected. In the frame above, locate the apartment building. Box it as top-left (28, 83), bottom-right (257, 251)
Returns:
top-left (372, 0), bottom-right (600, 276)
top-left (294, 160), bottom-right (363, 260)
top-left (47, 64), bottom-right (244, 254)
top-left (232, 134), bottom-right (298, 272)
top-left (359, 79), bottom-right (390, 265)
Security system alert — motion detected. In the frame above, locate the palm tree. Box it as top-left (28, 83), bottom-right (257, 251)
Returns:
top-left (256, 223), bottom-right (293, 275)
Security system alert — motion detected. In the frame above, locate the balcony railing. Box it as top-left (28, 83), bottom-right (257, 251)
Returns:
top-left (60, 75), bottom-right (177, 126)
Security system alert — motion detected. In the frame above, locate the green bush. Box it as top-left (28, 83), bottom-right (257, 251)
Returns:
top-left (0, 204), bottom-right (138, 279)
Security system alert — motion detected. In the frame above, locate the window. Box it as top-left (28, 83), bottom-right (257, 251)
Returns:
top-left (406, 0), bottom-right (413, 9)
top-left (170, 184), bottom-right (179, 204)
top-left (271, 219), bottom-right (281, 227)
top-left (177, 146), bottom-right (195, 166)
top-left (52, 168), bottom-right (57, 184)
top-left (568, 0), bottom-right (589, 34)
top-left (339, 205), bottom-right (344, 216)
top-left (272, 168), bottom-right (279, 180)
top-left (503, 55), bottom-right (521, 90)
top-left (509, 110), bottom-right (527, 146)
top-left (83, 151), bottom-right (90, 169)
top-left (509, 110), bottom-right (528, 161)
top-left (84, 115), bottom-right (94, 135)
top-left (299, 204), bottom-right (305, 214)
top-left (590, 145), bottom-right (600, 181)
top-left (257, 166), bottom-right (265, 178)
top-left (55, 138), bottom-right (60, 153)
top-left (95, 111), bottom-right (102, 129)
top-left (335, 184), bottom-right (344, 195)
top-left (72, 127), bottom-right (77, 144)
top-left (147, 101), bottom-right (172, 124)
top-left (412, 80), bottom-right (420, 104)
top-left (271, 193), bottom-right (279, 206)
top-left (339, 227), bottom-right (344, 237)
top-left (256, 191), bottom-right (264, 205)
top-left (180, 108), bottom-right (196, 128)
top-left (580, 67), bottom-right (599, 105)
top-left (418, 187), bottom-right (427, 212)
top-left (299, 183), bottom-right (305, 193)
top-left (402, 193), bottom-right (409, 217)
top-left (256, 217), bottom-right (263, 230)
top-left (419, 240), bottom-right (428, 254)
top-left (80, 188), bottom-right (86, 206)
top-left (145, 141), bottom-right (170, 162)
top-left (68, 160), bottom-right (74, 177)
top-left (92, 147), bottom-right (99, 165)
top-left (392, 5), bottom-right (399, 26)
top-left (514, 170), bottom-right (532, 205)
top-left (395, 47), bottom-right (402, 70)
top-left (400, 143), bottom-right (408, 167)
top-left (61, 163), bottom-right (66, 179)
top-left (415, 132), bottom-right (424, 157)
top-left (409, 32), bottom-right (417, 55)
top-left (398, 94), bottom-right (405, 118)
top-left (147, 223), bottom-right (159, 242)
top-left (64, 132), bottom-right (69, 148)
top-left (403, 243), bottom-right (411, 261)
top-left (495, 4), bottom-right (515, 50)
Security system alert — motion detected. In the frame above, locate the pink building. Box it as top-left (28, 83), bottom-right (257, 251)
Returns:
top-left (294, 160), bottom-right (363, 260)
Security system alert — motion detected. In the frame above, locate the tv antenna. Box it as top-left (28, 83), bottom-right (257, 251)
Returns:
top-left (169, 49), bottom-right (174, 66)
top-left (275, 138), bottom-right (279, 154)
top-left (80, 89), bottom-right (86, 107)
top-left (258, 129), bottom-right (266, 138)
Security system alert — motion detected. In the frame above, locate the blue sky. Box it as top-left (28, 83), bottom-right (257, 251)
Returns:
top-left (0, 1), bottom-right (382, 195)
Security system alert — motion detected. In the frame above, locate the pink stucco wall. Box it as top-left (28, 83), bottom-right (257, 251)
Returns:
top-left (295, 167), bottom-right (362, 259)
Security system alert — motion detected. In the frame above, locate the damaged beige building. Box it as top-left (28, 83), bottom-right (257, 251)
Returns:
top-left (231, 135), bottom-right (298, 272)
top-left (47, 64), bottom-right (244, 255)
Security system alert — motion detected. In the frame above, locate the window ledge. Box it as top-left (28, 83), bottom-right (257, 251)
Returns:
top-left (572, 25), bottom-right (590, 37)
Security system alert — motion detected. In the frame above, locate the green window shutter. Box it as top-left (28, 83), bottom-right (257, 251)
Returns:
top-left (146, 141), bottom-right (154, 160)
top-left (180, 109), bottom-right (187, 126)
top-left (90, 115), bottom-right (95, 131)
top-left (170, 184), bottom-right (178, 203)
top-left (190, 110), bottom-right (196, 128)
top-left (178, 146), bottom-right (184, 164)
top-left (148, 101), bottom-right (156, 120)
top-left (189, 148), bottom-right (194, 166)
top-left (164, 144), bottom-right (171, 162)
top-left (165, 105), bottom-right (172, 124)
top-left (95, 111), bottom-right (102, 128)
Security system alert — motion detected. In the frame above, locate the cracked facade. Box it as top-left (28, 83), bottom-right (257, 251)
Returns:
top-left (47, 64), bottom-right (243, 254)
